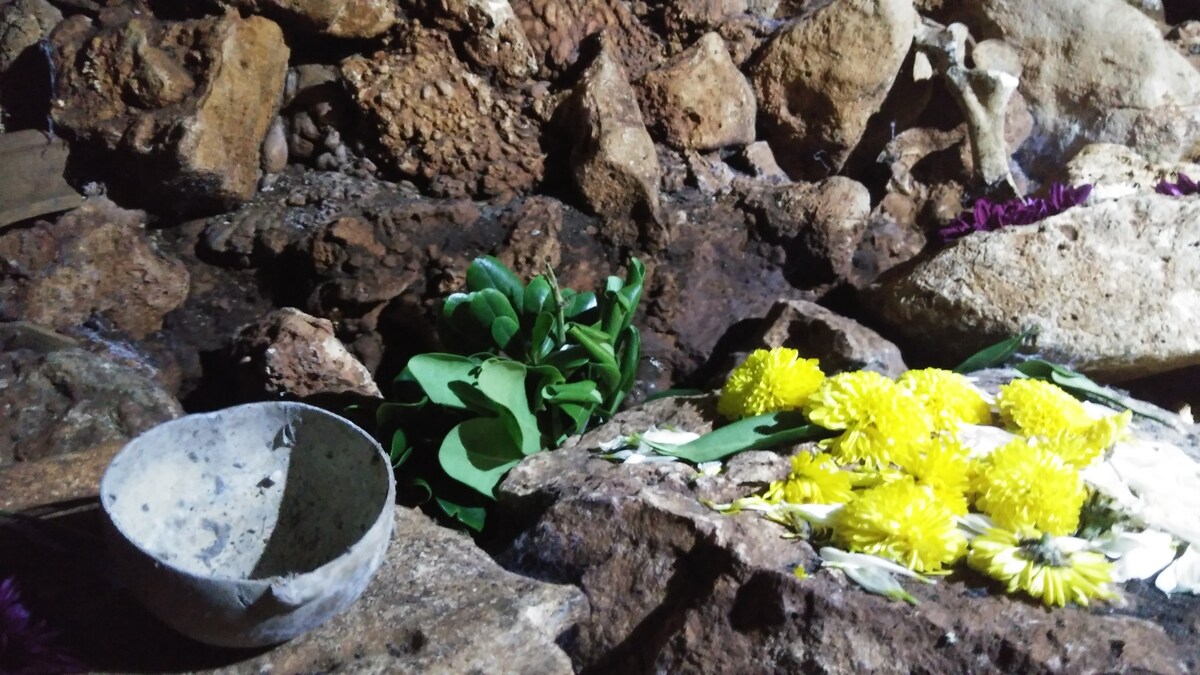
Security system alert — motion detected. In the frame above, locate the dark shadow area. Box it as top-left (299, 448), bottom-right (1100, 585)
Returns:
top-left (0, 505), bottom-right (270, 672)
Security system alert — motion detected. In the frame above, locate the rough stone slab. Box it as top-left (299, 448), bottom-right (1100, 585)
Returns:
top-left (0, 130), bottom-right (82, 228)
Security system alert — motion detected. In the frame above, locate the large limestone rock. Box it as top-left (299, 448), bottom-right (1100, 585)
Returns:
top-left (866, 192), bottom-right (1200, 380)
top-left (557, 40), bottom-right (662, 222)
top-left (48, 11), bottom-right (289, 215)
top-left (228, 0), bottom-right (397, 38)
top-left (639, 32), bottom-right (757, 151)
top-left (415, 0), bottom-right (537, 83)
top-left (496, 394), bottom-right (1200, 673)
top-left (341, 23), bottom-right (543, 199)
top-left (949, 0), bottom-right (1200, 169)
top-left (0, 198), bottom-right (189, 339)
top-left (750, 0), bottom-right (919, 179)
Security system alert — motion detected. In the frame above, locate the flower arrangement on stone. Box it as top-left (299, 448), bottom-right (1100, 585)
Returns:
top-left (937, 183), bottom-right (1093, 243)
top-left (0, 577), bottom-right (83, 674)
top-left (599, 345), bottom-right (1200, 608)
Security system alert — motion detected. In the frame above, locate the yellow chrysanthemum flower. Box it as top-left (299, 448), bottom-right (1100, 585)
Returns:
top-left (898, 368), bottom-right (992, 430)
top-left (967, 528), bottom-right (1118, 607)
top-left (764, 451), bottom-right (854, 505)
top-left (900, 435), bottom-right (972, 515)
top-left (833, 478), bottom-right (967, 573)
top-left (997, 378), bottom-right (1090, 438)
top-left (717, 348), bottom-right (825, 420)
top-left (972, 439), bottom-right (1087, 536)
top-left (1045, 409), bottom-right (1133, 468)
top-left (804, 371), bottom-right (933, 470)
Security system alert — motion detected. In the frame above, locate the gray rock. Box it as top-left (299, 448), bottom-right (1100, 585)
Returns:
top-left (865, 192), bottom-right (1200, 380)
top-left (756, 298), bottom-right (908, 376)
top-left (0, 0), bottom-right (60, 74)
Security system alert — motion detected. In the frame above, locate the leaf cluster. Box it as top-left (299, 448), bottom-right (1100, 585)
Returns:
top-left (373, 256), bottom-right (645, 531)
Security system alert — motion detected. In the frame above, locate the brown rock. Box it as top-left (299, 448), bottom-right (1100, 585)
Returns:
top-left (732, 141), bottom-right (792, 185)
top-left (497, 393), bottom-right (1200, 674)
top-left (341, 23), bottom-right (543, 199)
top-left (230, 307), bottom-right (382, 400)
top-left (639, 32), bottom-right (757, 151)
top-left (0, 0), bottom-right (60, 73)
top-left (755, 298), bottom-right (907, 376)
top-left (495, 195), bottom-right (564, 279)
top-left (557, 40), bottom-right (662, 222)
top-left (0, 347), bottom-right (182, 466)
top-left (512, 0), bottom-right (665, 79)
top-left (228, 0), bottom-right (397, 38)
top-left (419, 0), bottom-right (537, 83)
top-left (49, 11), bottom-right (289, 215)
top-left (751, 0), bottom-right (918, 179)
top-left (0, 129), bottom-right (82, 228)
top-left (0, 198), bottom-right (189, 338)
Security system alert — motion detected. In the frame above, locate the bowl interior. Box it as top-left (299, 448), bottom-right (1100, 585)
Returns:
top-left (101, 403), bottom-right (390, 580)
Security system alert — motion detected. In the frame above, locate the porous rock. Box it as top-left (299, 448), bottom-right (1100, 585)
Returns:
top-left (946, 0), bottom-right (1200, 172)
top-left (0, 198), bottom-right (189, 339)
top-left (416, 0), bottom-right (537, 83)
top-left (230, 307), bottom-right (381, 400)
top-left (341, 23), bottom-right (543, 199)
top-left (0, 347), bottom-right (182, 466)
top-left (512, 0), bottom-right (665, 79)
top-left (755, 298), bottom-right (907, 376)
top-left (557, 40), bottom-right (662, 222)
top-left (639, 32), bottom-right (757, 152)
top-left (496, 394), bottom-right (1200, 673)
top-left (750, 0), bottom-right (919, 179)
top-left (866, 192), bottom-right (1200, 380)
top-left (227, 0), bottom-right (397, 38)
top-left (48, 11), bottom-right (289, 214)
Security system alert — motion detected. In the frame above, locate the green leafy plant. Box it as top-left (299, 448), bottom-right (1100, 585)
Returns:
top-left (373, 256), bottom-right (645, 531)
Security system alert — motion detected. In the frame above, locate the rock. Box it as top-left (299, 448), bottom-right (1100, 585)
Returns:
top-left (750, 0), bottom-right (919, 179)
top-left (341, 23), bottom-right (543, 199)
top-left (0, 439), bottom-right (586, 673)
top-left (634, 0), bottom-right (756, 53)
top-left (0, 0), bottom-right (60, 74)
top-left (512, 0), bottom-right (665, 79)
top-left (1058, 143), bottom-right (1200, 201)
top-left (557, 39), bottom-right (662, 223)
top-left (866, 192), bottom-right (1200, 380)
top-left (496, 394), bottom-right (1200, 673)
top-left (227, 0), bottom-right (397, 38)
top-left (948, 0), bottom-right (1200, 172)
top-left (260, 116), bottom-right (288, 174)
top-left (495, 195), bottom-right (564, 279)
top-left (1168, 21), bottom-right (1200, 72)
top-left (0, 129), bottom-right (82, 228)
top-left (686, 151), bottom-right (738, 196)
top-left (755, 298), bottom-right (908, 376)
top-left (417, 0), bottom-right (537, 83)
top-left (230, 307), bottom-right (382, 400)
top-left (730, 141), bottom-right (792, 185)
top-left (0, 347), bottom-right (182, 466)
top-left (0, 198), bottom-right (189, 339)
top-left (639, 32), bottom-right (757, 151)
top-left (48, 11), bottom-right (289, 215)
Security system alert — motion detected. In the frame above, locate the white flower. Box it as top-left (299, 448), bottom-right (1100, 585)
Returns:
top-left (1155, 545), bottom-right (1200, 595)
top-left (695, 461), bottom-right (722, 477)
top-left (819, 546), bottom-right (933, 604)
top-left (596, 426), bottom-right (701, 464)
top-left (1082, 439), bottom-right (1200, 548)
top-left (1091, 529), bottom-right (1179, 582)
top-left (956, 423), bottom-right (1019, 459)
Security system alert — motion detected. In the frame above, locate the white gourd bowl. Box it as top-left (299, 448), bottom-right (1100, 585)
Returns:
top-left (100, 401), bottom-right (395, 648)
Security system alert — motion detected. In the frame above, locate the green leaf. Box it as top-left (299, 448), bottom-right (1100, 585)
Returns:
top-left (405, 353), bottom-right (480, 409)
top-left (954, 327), bottom-right (1037, 373)
top-left (435, 498), bottom-right (487, 532)
top-left (563, 291), bottom-right (597, 320)
top-left (543, 381), bottom-right (603, 405)
top-left (389, 428), bottom-right (410, 467)
top-left (553, 401), bottom-right (593, 439)
top-left (469, 288), bottom-right (520, 336)
top-left (399, 476), bottom-right (433, 504)
top-left (543, 345), bottom-right (591, 374)
top-left (490, 315), bottom-right (520, 350)
top-left (476, 359), bottom-right (542, 456)
top-left (600, 258), bottom-right (645, 337)
top-left (438, 417), bottom-right (526, 498)
top-left (467, 256), bottom-right (525, 314)
top-left (655, 412), bottom-right (834, 464)
top-left (530, 312), bottom-right (556, 361)
top-left (613, 327), bottom-right (641, 408)
top-left (524, 276), bottom-right (553, 316)
top-left (568, 324), bottom-right (620, 391)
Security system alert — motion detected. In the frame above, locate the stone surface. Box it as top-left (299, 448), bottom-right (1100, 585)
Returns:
top-left (1058, 143), bottom-right (1200, 201)
top-left (639, 32), bottom-right (757, 151)
top-left (1167, 21), bottom-right (1200, 72)
top-left (866, 192), bottom-right (1200, 380)
top-left (0, 0), bottom-right (60, 74)
top-left (512, 0), bottom-right (665, 79)
top-left (341, 23), bottom-right (543, 199)
top-left (228, 0), bottom-right (397, 38)
top-left (418, 0), bottom-right (537, 83)
top-left (0, 129), bottom-right (82, 228)
top-left (48, 11), bottom-right (289, 215)
top-left (751, 0), bottom-right (918, 179)
top-left (0, 347), bottom-right (182, 466)
top-left (557, 39), bottom-right (662, 223)
top-left (496, 393), bottom-right (1200, 673)
top-left (755, 298), bottom-right (908, 376)
top-left (0, 198), bottom-right (190, 339)
top-left (947, 0), bottom-right (1200, 172)
top-left (230, 307), bottom-right (382, 400)
top-left (0, 439), bottom-right (586, 673)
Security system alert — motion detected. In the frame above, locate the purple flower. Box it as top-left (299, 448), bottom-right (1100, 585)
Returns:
top-left (937, 183), bottom-right (1093, 243)
top-left (1, 577), bottom-right (84, 674)
top-left (1155, 173), bottom-right (1200, 197)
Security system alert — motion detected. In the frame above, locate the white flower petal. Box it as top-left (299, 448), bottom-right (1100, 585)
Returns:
top-left (598, 436), bottom-right (629, 452)
top-left (641, 427), bottom-right (701, 446)
top-left (1089, 440), bottom-right (1200, 548)
top-left (956, 424), bottom-right (1019, 458)
top-left (819, 547), bottom-right (931, 582)
top-left (956, 513), bottom-right (997, 538)
top-left (1155, 545), bottom-right (1200, 595)
top-left (695, 461), bottom-right (722, 477)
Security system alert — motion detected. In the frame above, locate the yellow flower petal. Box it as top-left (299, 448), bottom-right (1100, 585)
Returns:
top-left (717, 348), bottom-right (825, 420)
